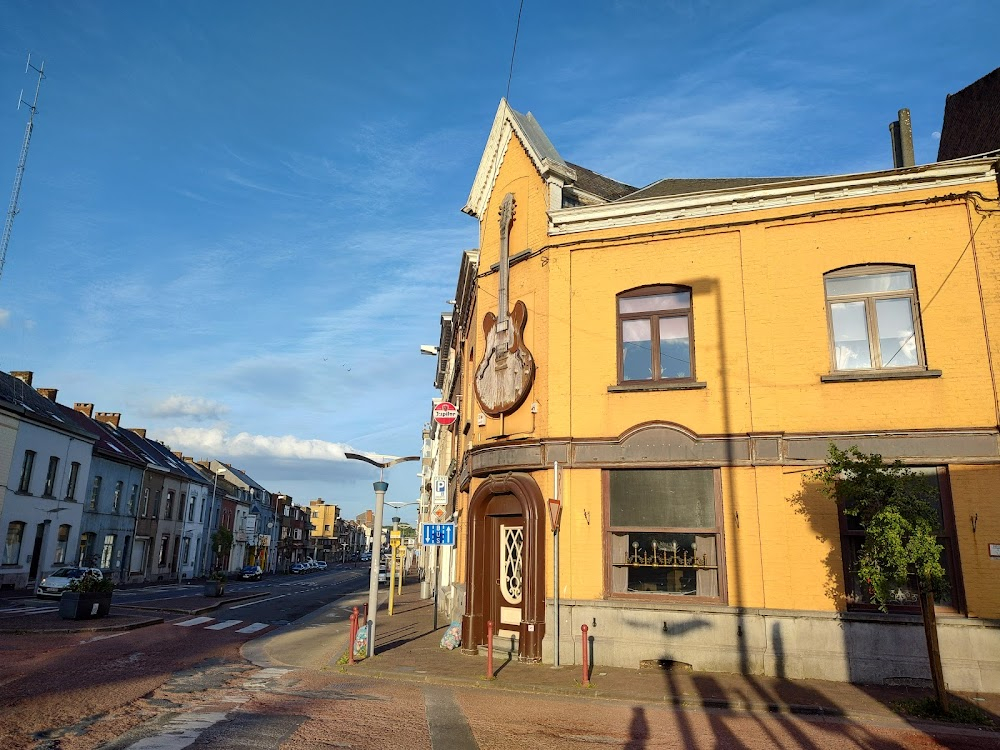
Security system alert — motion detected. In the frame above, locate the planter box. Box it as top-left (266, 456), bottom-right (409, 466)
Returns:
top-left (204, 581), bottom-right (226, 597)
top-left (59, 592), bottom-right (112, 620)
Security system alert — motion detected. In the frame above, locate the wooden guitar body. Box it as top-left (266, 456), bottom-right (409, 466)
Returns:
top-left (475, 299), bottom-right (535, 416)
top-left (474, 191), bottom-right (536, 418)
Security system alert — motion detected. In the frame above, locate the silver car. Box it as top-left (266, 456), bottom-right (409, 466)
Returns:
top-left (36, 567), bottom-right (103, 598)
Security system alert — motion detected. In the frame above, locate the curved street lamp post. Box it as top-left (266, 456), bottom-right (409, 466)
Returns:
top-left (344, 452), bottom-right (419, 658)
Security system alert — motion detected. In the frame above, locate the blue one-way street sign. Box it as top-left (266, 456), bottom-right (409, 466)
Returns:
top-left (422, 522), bottom-right (456, 546)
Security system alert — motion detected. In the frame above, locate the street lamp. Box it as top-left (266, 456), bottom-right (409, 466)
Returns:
top-left (344, 451), bottom-right (419, 658)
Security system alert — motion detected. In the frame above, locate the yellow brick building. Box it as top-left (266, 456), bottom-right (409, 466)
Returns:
top-left (430, 100), bottom-right (1000, 691)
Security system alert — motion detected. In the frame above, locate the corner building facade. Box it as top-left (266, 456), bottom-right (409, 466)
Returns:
top-left (447, 100), bottom-right (1000, 691)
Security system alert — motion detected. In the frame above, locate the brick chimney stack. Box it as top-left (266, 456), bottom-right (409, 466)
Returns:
top-left (74, 403), bottom-right (95, 418)
top-left (95, 412), bottom-right (121, 428)
top-left (130, 428), bottom-right (146, 438)
top-left (10, 371), bottom-right (33, 386)
top-left (37, 388), bottom-right (58, 401)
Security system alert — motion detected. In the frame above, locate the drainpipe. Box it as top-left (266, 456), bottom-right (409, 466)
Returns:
top-left (553, 461), bottom-right (560, 666)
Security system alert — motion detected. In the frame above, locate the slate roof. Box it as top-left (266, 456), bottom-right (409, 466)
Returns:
top-left (54, 405), bottom-right (147, 468)
top-left (222, 464), bottom-right (266, 493)
top-left (140, 437), bottom-right (209, 485)
top-left (938, 66), bottom-right (1000, 161)
top-left (565, 162), bottom-right (638, 201)
top-left (622, 176), bottom-right (807, 201)
top-left (0, 371), bottom-right (97, 441)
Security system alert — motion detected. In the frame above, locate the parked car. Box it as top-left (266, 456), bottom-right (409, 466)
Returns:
top-left (378, 564), bottom-right (387, 585)
top-left (36, 567), bottom-right (103, 598)
top-left (240, 565), bottom-right (263, 581)
top-left (290, 562), bottom-right (309, 574)
top-left (315, 560), bottom-right (328, 570)
top-left (360, 551), bottom-right (372, 562)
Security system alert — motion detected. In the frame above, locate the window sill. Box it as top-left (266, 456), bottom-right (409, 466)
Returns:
top-left (608, 381), bottom-right (708, 393)
top-left (820, 369), bottom-right (942, 383)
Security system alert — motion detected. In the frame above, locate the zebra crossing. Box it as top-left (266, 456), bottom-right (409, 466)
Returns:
top-left (174, 615), bottom-right (272, 634)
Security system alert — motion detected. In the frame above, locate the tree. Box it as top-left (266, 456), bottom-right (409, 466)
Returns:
top-left (815, 444), bottom-right (949, 710)
top-left (211, 527), bottom-right (234, 564)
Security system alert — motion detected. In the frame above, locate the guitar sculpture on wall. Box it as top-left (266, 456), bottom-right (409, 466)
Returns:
top-left (475, 192), bottom-right (535, 417)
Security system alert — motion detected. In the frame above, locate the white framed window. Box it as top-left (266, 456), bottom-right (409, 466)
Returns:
top-left (825, 265), bottom-right (925, 372)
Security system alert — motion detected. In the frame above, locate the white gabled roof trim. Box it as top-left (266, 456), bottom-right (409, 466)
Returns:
top-left (463, 99), bottom-right (575, 219)
top-left (548, 160), bottom-right (998, 235)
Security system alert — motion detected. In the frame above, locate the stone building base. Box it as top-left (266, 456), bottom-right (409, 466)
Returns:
top-left (544, 599), bottom-right (1000, 693)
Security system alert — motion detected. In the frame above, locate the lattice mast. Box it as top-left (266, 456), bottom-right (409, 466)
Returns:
top-left (0, 55), bottom-right (45, 285)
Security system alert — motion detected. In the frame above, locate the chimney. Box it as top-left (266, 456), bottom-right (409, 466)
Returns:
top-left (890, 108), bottom-right (915, 168)
top-left (74, 403), bottom-right (95, 418)
top-left (95, 412), bottom-right (121, 428)
top-left (10, 371), bottom-right (33, 386)
top-left (172, 451), bottom-right (184, 459)
top-left (37, 388), bottom-right (58, 401)
top-left (130, 428), bottom-right (146, 438)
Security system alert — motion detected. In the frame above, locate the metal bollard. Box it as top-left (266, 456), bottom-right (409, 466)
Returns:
top-left (486, 620), bottom-right (494, 679)
top-left (348, 607), bottom-right (359, 665)
top-left (581, 624), bottom-right (590, 686)
top-left (363, 602), bottom-right (369, 621)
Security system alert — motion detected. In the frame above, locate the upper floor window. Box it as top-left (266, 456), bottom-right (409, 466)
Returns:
top-left (164, 490), bottom-right (174, 519)
top-left (66, 462), bottom-right (81, 501)
top-left (17, 451), bottom-right (35, 493)
top-left (618, 286), bottom-right (694, 383)
top-left (141, 488), bottom-right (150, 517)
top-left (825, 266), bottom-right (924, 372)
top-left (43, 456), bottom-right (59, 497)
top-left (112, 481), bottom-right (124, 513)
top-left (89, 476), bottom-right (102, 510)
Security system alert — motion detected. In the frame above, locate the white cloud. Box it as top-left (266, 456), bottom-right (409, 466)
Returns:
top-left (0, 309), bottom-right (9, 327)
top-left (156, 425), bottom-right (352, 461)
top-left (146, 395), bottom-right (229, 421)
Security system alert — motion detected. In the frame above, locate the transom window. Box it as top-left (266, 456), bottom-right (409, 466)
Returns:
top-left (618, 286), bottom-right (694, 383)
top-left (606, 468), bottom-right (724, 601)
top-left (825, 266), bottom-right (924, 372)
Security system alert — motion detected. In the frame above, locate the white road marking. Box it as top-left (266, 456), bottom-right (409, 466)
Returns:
top-left (228, 594), bottom-right (289, 609)
top-left (80, 631), bottom-right (129, 644)
top-left (205, 619), bottom-right (243, 630)
top-left (0, 606), bottom-right (58, 615)
top-left (235, 622), bottom-right (269, 634)
top-left (176, 616), bottom-right (214, 627)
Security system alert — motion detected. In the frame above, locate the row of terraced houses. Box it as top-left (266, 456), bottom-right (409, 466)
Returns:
top-left (0, 370), bottom-right (363, 590)
top-left (419, 67), bottom-right (1000, 692)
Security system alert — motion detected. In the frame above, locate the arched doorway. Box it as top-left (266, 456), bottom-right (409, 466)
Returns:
top-left (462, 472), bottom-right (545, 662)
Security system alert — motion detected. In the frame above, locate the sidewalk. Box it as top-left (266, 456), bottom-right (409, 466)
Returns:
top-left (249, 576), bottom-right (1000, 731)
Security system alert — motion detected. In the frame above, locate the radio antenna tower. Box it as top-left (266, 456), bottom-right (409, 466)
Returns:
top-left (0, 54), bottom-right (45, 285)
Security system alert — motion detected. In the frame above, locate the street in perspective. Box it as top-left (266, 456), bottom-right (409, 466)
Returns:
top-left (3, 3), bottom-right (1000, 749)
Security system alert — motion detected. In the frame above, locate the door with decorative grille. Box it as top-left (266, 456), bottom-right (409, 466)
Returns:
top-left (489, 514), bottom-right (524, 645)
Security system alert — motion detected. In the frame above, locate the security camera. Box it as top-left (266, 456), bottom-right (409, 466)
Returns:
top-left (420, 345), bottom-right (439, 356)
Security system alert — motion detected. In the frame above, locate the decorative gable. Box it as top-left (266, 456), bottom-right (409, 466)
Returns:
top-left (463, 99), bottom-right (577, 220)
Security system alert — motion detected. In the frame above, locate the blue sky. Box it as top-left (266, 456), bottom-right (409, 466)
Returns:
top-left (0, 1), bottom-right (997, 522)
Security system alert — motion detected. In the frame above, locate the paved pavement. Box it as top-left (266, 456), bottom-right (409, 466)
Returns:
top-left (244, 576), bottom-right (1000, 733)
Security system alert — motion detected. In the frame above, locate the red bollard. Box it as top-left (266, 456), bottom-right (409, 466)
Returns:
top-left (363, 602), bottom-right (369, 621)
top-left (348, 607), bottom-right (359, 664)
top-left (581, 624), bottom-right (590, 686)
top-left (486, 620), bottom-right (494, 679)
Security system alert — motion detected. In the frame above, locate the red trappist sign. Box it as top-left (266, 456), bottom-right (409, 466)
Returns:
top-left (433, 401), bottom-right (458, 426)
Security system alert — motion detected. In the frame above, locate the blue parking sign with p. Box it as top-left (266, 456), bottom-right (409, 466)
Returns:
top-left (422, 522), bottom-right (455, 546)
